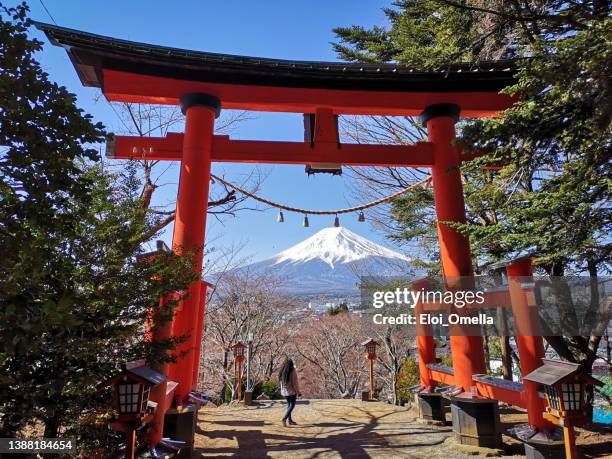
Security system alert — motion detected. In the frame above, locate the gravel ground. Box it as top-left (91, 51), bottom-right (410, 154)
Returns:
top-left (192, 399), bottom-right (525, 458)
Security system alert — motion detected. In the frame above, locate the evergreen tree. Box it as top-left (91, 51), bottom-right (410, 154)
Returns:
top-left (0, 3), bottom-right (195, 448)
top-left (334, 1), bottom-right (611, 367)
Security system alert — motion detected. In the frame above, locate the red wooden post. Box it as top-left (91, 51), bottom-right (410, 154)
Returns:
top-left (125, 428), bottom-right (136, 459)
top-left (168, 94), bottom-right (219, 401)
top-left (137, 245), bottom-right (176, 447)
top-left (423, 104), bottom-right (486, 392)
top-left (369, 358), bottom-right (375, 400)
top-left (506, 258), bottom-right (553, 431)
top-left (237, 360), bottom-right (243, 401)
top-left (231, 342), bottom-right (246, 401)
top-left (362, 339), bottom-right (378, 400)
top-left (191, 281), bottom-right (209, 390)
top-left (413, 279), bottom-right (436, 389)
top-left (147, 297), bottom-right (173, 446)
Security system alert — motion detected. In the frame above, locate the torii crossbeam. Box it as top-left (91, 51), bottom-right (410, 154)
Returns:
top-left (108, 108), bottom-right (481, 167)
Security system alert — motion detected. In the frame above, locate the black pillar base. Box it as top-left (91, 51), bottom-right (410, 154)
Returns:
top-left (524, 440), bottom-right (566, 459)
top-left (163, 405), bottom-right (199, 458)
top-left (417, 392), bottom-right (447, 422)
top-left (449, 397), bottom-right (501, 449)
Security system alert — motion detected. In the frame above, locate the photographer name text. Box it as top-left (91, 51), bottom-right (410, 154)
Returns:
top-left (372, 312), bottom-right (493, 326)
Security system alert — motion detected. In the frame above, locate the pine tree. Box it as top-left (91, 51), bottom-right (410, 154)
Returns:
top-left (0, 3), bottom-right (196, 448)
top-left (333, 1), bottom-right (611, 368)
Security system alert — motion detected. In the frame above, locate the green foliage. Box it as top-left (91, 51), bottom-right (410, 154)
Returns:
top-left (68, 410), bottom-right (122, 455)
top-left (327, 303), bottom-right (349, 315)
top-left (437, 353), bottom-right (453, 368)
top-left (389, 186), bottom-right (441, 273)
top-left (457, 18), bottom-right (612, 273)
top-left (0, 3), bottom-right (196, 449)
top-left (223, 383), bottom-right (233, 403)
top-left (395, 357), bottom-right (419, 403)
top-left (595, 376), bottom-right (612, 399)
top-left (487, 337), bottom-right (502, 361)
top-left (335, 1), bottom-right (611, 275)
top-left (259, 379), bottom-right (281, 399)
top-left (333, 0), bottom-right (518, 67)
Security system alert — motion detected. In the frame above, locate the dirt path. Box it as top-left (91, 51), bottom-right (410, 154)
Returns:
top-left (192, 399), bottom-right (519, 458)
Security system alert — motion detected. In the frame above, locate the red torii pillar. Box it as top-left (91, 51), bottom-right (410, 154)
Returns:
top-left (191, 280), bottom-right (209, 389)
top-left (422, 103), bottom-right (486, 392)
top-left (413, 278), bottom-right (450, 423)
top-left (146, 295), bottom-right (174, 446)
top-left (168, 94), bottom-right (219, 401)
top-left (506, 258), bottom-right (552, 431)
top-left (413, 278), bottom-right (436, 389)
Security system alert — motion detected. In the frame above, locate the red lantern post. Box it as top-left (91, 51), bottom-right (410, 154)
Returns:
top-left (231, 342), bottom-right (247, 401)
top-left (362, 339), bottom-right (379, 400)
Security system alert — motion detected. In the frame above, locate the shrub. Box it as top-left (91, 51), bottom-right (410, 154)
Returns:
top-left (259, 379), bottom-right (281, 399)
top-left (395, 358), bottom-right (420, 404)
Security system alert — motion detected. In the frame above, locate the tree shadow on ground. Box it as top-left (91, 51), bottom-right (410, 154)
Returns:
top-left (497, 406), bottom-right (612, 458)
top-left (576, 423), bottom-right (612, 459)
top-left (193, 402), bottom-right (452, 458)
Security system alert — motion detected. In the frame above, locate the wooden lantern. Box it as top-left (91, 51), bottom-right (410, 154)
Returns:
top-left (231, 342), bottom-right (247, 363)
top-left (361, 338), bottom-right (379, 360)
top-left (524, 358), bottom-right (603, 424)
top-left (100, 360), bottom-right (165, 459)
top-left (231, 342), bottom-right (247, 401)
top-left (523, 358), bottom-right (603, 459)
top-left (361, 338), bottom-right (379, 401)
top-left (102, 360), bottom-right (165, 421)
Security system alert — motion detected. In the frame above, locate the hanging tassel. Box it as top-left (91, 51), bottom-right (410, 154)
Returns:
top-left (277, 211), bottom-right (284, 223)
top-left (358, 211), bottom-right (365, 222)
top-left (303, 215), bottom-right (309, 227)
top-left (334, 214), bottom-right (340, 227)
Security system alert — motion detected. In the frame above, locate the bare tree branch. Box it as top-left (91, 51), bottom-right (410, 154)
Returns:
top-left (106, 102), bottom-right (266, 240)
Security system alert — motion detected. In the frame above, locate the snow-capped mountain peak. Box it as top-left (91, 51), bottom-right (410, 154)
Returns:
top-left (272, 226), bottom-right (409, 269)
top-left (212, 226), bottom-right (419, 296)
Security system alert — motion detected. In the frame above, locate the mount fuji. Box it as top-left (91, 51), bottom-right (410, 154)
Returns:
top-left (228, 227), bottom-right (419, 296)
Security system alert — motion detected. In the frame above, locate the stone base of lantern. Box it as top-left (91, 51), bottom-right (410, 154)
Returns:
top-left (163, 404), bottom-right (199, 458)
top-left (509, 424), bottom-right (566, 459)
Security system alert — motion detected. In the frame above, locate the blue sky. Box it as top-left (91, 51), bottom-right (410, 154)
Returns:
top-left (25, 0), bottom-right (402, 264)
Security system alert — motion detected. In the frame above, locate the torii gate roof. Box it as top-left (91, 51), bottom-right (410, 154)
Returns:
top-left (36, 22), bottom-right (517, 117)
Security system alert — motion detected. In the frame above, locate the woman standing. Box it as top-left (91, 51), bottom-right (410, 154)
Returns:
top-left (279, 358), bottom-right (300, 426)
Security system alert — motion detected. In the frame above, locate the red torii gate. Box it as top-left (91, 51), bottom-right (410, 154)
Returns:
top-left (38, 22), bottom-right (526, 453)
